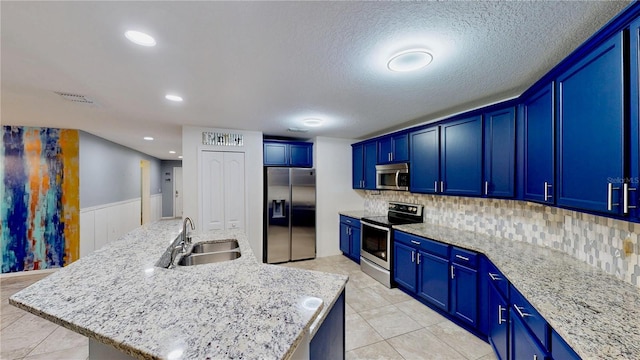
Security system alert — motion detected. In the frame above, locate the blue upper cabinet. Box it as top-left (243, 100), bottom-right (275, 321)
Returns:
top-left (441, 116), bottom-right (483, 196)
top-left (352, 141), bottom-right (377, 189)
top-left (556, 32), bottom-right (625, 215)
top-left (410, 126), bottom-right (440, 193)
top-left (630, 18), bottom-right (640, 220)
top-left (378, 132), bottom-right (409, 164)
top-left (522, 83), bottom-right (555, 204)
top-left (264, 141), bottom-right (313, 167)
top-left (483, 107), bottom-right (516, 198)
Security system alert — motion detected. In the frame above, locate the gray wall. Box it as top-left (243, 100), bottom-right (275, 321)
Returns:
top-left (160, 160), bottom-right (182, 217)
top-left (79, 131), bottom-right (161, 208)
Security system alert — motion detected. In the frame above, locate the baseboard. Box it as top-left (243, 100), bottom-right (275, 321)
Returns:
top-left (0, 268), bottom-right (60, 279)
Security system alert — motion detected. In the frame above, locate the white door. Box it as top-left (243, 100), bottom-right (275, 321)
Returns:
top-left (173, 167), bottom-right (183, 218)
top-left (224, 152), bottom-right (245, 230)
top-left (201, 152), bottom-right (225, 231)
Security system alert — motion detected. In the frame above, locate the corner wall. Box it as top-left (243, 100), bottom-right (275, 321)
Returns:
top-left (365, 191), bottom-right (640, 288)
top-left (315, 137), bottom-right (364, 257)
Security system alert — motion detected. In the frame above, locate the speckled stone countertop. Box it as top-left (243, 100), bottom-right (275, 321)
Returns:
top-left (9, 219), bottom-right (348, 360)
top-left (339, 210), bottom-right (385, 219)
top-left (394, 222), bottom-right (640, 360)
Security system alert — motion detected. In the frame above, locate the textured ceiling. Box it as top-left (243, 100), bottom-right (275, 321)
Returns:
top-left (1, 1), bottom-right (631, 160)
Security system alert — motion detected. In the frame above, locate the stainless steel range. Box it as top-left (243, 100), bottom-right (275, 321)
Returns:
top-left (360, 202), bottom-right (424, 288)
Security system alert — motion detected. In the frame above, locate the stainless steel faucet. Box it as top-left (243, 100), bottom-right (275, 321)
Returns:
top-left (183, 217), bottom-right (195, 245)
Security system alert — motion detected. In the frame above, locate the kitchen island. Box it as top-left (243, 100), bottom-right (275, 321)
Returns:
top-left (9, 219), bottom-right (348, 360)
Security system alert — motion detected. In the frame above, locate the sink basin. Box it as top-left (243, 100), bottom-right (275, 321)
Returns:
top-left (191, 239), bottom-right (239, 253)
top-left (177, 251), bottom-right (241, 266)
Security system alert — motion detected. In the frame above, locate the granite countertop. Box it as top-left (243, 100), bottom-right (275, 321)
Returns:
top-left (394, 222), bottom-right (640, 360)
top-left (9, 219), bottom-right (348, 360)
top-left (339, 210), bottom-right (385, 219)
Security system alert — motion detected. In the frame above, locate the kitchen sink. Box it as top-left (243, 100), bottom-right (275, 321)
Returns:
top-left (177, 250), bottom-right (241, 266)
top-left (191, 239), bottom-right (239, 253)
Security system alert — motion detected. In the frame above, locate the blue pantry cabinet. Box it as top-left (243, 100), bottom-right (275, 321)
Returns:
top-left (522, 83), bottom-right (555, 204)
top-left (352, 141), bottom-right (377, 189)
top-left (377, 132), bottom-right (409, 164)
top-left (556, 32), bottom-right (625, 215)
top-left (483, 107), bottom-right (516, 198)
top-left (263, 141), bottom-right (313, 167)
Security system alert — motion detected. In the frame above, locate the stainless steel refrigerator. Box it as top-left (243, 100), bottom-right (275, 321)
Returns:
top-left (264, 168), bottom-right (316, 263)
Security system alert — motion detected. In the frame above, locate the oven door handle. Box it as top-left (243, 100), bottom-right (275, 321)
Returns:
top-left (361, 220), bottom-right (391, 232)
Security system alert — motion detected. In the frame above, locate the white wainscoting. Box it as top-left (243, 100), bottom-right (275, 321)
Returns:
top-left (80, 195), bottom-right (162, 258)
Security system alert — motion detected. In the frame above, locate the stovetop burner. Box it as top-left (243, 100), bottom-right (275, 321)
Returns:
top-left (362, 201), bottom-right (423, 227)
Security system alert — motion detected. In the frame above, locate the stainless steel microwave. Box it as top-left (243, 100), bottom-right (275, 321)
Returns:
top-left (375, 163), bottom-right (409, 191)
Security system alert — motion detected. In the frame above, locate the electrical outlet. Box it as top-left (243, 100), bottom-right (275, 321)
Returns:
top-left (623, 237), bottom-right (634, 257)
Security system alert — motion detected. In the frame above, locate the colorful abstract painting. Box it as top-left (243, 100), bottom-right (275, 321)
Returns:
top-left (1, 126), bottom-right (79, 273)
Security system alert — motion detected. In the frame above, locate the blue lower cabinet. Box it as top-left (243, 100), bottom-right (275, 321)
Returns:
top-left (339, 223), bottom-right (350, 254)
top-left (451, 263), bottom-right (478, 327)
top-left (418, 251), bottom-right (450, 311)
top-left (511, 308), bottom-right (549, 360)
top-left (350, 226), bottom-right (361, 261)
top-left (551, 329), bottom-right (580, 360)
top-left (393, 242), bottom-right (418, 292)
top-left (339, 216), bottom-right (360, 262)
top-left (310, 290), bottom-right (345, 360)
top-left (488, 282), bottom-right (509, 360)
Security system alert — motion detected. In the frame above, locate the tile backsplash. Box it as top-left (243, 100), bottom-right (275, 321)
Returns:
top-left (364, 191), bottom-right (640, 288)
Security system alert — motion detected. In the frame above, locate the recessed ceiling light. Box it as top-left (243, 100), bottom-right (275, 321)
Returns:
top-left (303, 118), bottom-right (323, 127)
top-left (143, 136), bottom-right (154, 141)
top-left (178, 156), bottom-right (183, 159)
top-left (125, 30), bottom-right (156, 47)
top-left (169, 150), bottom-right (176, 154)
top-left (165, 94), bottom-right (183, 102)
top-left (387, 49), bottom-right (433, 72)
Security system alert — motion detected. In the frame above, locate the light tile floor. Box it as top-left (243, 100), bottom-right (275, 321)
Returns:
top-left (1, 255), bottom-right (496, 360)
top-left (282, 255), bottom-right (497, 360)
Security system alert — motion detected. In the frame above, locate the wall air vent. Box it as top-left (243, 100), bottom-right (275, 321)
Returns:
top-left (55, 92), bottom-right (95, 104)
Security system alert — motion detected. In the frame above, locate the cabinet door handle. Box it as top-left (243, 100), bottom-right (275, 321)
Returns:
top-left (498, 305), bottom-right (506, 324)
top-left (485, 181), bottom-right (489, 195)
top-left (623, 183), bottom-right (637, 214)
top-left (488, 272), bottom-right (501, 281)
top-left (607, 182), bottom-right (620, 211)
top-left (514, 304), bottom-right (531, 318)
top-left (450, 265), bottom-right (455, 279)
top-left (544, 182), bottom-right (553, 201)
top-left (434, 181), bottom-right (438, 193)
top-left (411, 250), bottom-right (415, 263)
top-left (440, 181), bottom-right (444, 193)
top-left (455, 254), bottom-right (470, 261)
top-left (533, 355), bottom-right (538, 360)
top-left (411, 240), bottom-right (421, 245)
top-left (417, 253), bottom-right (421, 265)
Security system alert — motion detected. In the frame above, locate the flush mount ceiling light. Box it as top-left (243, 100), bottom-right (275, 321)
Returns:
top-left (143, 136), bottom-right (154, 141)
top-left (178, 155), bottom-right (183, 159)
top-left (387, 49), bottom-right (433, 72)
top-left (169, 150), bottom-right (176, 154)
top-left (303, 118), bottom-right (323, 127)
top-left (165, 94), bottom-right (183, 102)
top-left (124, 30), bottom-right (156, 47)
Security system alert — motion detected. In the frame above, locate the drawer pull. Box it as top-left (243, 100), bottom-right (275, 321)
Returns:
top-left (455, 254), bottom-right (470, 261)
top-left (514, 304), bottom-right (531, 318)
top-left (498, 305), bottom-right (506, 324)
top-left (411, 240), bottom-right (421, 245)
top-left (488, 272), bottom-right (501, 281)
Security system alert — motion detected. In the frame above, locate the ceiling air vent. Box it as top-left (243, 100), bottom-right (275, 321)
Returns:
top-left (287, 127), bottom-right (309, 133)
top-left (55, 92), bottom-right (95, 104)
